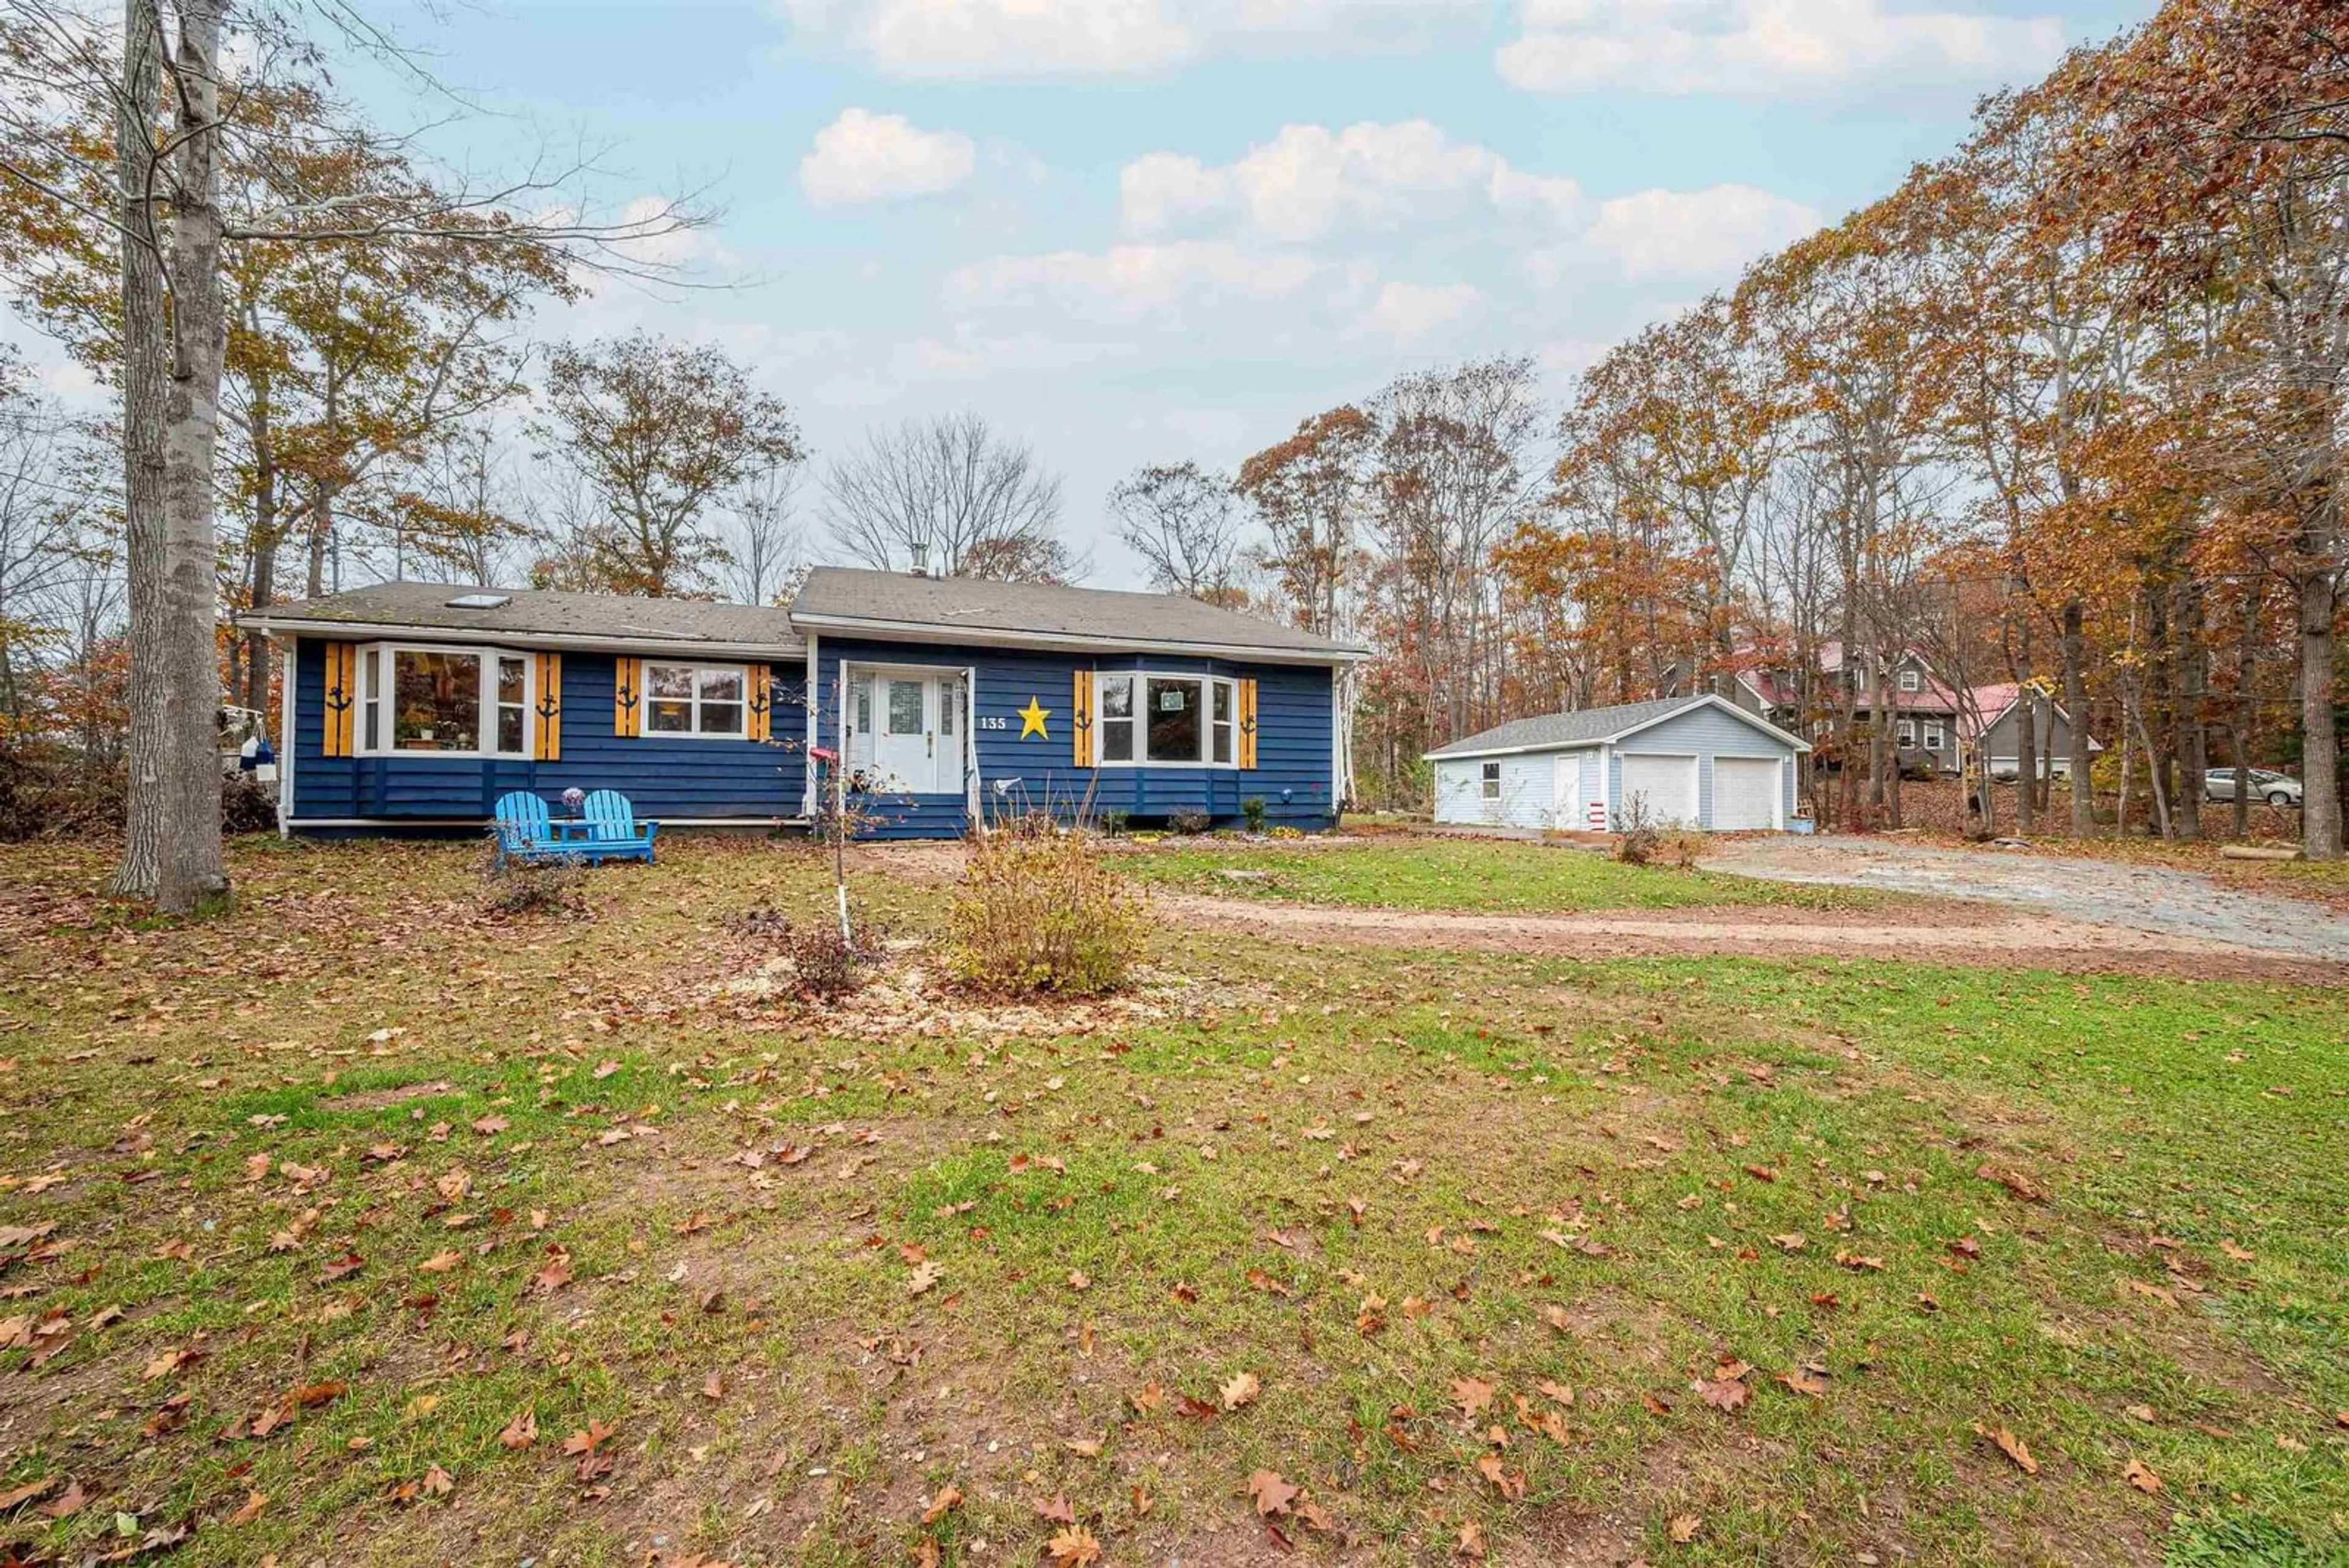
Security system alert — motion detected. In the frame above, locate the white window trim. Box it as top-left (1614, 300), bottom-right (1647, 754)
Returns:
top-left (357, 641), bottom-right (532, 760)
top-left (640, 660), bottom-right (751, 741)
top-left (1898, 668), bottom-right (1921, 692)
top-left (1480, 760), bottom-right (1502, 800)
top-left (1091, 671), bottom-right (1242, 770)
top-left (1924, 721), bottom-right (1945, 749)
top-left (1898, 718), bottom-right (1917, 745)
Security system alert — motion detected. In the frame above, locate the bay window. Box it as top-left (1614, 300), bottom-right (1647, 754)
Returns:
top-left (1093, 672), bottom-right (1240, 767)
top-left (357, 644), bottom-right (530, 757)
top-left (644, 663), bottom-right (748, 738)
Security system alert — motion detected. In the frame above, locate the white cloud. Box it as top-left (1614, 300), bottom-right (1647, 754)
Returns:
top-left (1366, 280), bottom-right (1482, 343)
top-left (1582, 184), bottom-right (1822, 281)
top-left (1497, 0), bottom-right (2065, 95)
top-left (800, 108), bottom-right (977, 206)
top-left (946, 240), bottom-right (1334, 322)
top-left (782, 0), bottom-right (1475, 78)
top-left (1121, 120), bottom-right (1582, 242)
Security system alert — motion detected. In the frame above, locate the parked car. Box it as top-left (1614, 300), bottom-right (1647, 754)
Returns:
top-left (2203, 767), bottom-right (2302, 807)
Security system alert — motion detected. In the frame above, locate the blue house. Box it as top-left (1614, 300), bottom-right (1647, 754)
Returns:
top-left (243, 568), bottom-right (1365, 839)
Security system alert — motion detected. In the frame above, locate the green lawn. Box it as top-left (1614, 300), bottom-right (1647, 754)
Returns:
top-left (1123, 834), bottom-right (1895, 912)
top-left (0, 836), bottom-right (2339, 1567)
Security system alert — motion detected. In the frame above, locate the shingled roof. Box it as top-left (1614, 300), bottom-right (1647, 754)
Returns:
top-left (1427, 694), bottom-right (1808, 759)
top-left (790, 567), bottom-right (1366, 661)
top-left (243, 582), bottom-right (802, 652)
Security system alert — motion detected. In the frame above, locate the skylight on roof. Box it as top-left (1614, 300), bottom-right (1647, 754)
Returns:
top-left (445, 592), bottom-right (511, 609)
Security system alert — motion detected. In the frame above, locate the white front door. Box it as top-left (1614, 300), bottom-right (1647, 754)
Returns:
top-left (873, 675), bottom-right (932, 791)
top-left (852, 670), bottom-right (967, 795)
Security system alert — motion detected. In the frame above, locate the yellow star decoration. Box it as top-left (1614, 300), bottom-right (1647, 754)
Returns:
top-left (1016, 697), bottom-right (1052, 740)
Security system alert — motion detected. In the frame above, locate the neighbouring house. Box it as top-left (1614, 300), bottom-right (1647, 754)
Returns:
top-left (1725, 642), bottom-right (1964, 773)
top-left (1959, 682), bottom-right (2101, 780)
top-left (1426, 694), bottom-right (1809, 833)
top-left (240, 568), bottom-right (1367, 839)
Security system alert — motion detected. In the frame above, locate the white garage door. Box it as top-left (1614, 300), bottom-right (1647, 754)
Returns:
top-left (1619, 754), bottom-right (1698, 826)
top-left (1713, 756), bottom-right (1781, 831)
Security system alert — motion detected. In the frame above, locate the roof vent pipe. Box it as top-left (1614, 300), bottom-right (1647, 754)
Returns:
top-left (908, 543), bottom-right (930, 578)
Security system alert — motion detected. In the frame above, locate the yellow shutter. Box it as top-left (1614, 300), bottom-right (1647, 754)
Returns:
top-left (614, 656), bottom-right (641, 737)
top-left (321, 641), bottom-right (357, 758)
top-left (1238, 678), bottom-right (1259, 770)
top-left (534, 653), bottom-right (562, 760)
top-left (748, 664), bottom-right (772, 743)
top-left (1072, 671), bottom-right (1094, 768)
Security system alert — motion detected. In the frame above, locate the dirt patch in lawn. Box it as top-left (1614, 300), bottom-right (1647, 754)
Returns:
top-left (1152, 891), bottom-right (2349, 984)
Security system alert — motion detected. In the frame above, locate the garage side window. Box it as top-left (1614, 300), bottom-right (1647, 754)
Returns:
top-left (1480, 761), bottom-right (1501, 799)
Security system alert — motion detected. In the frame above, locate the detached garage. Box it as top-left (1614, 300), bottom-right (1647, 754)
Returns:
top-left (1427, 694), bottom-right (1808, 833)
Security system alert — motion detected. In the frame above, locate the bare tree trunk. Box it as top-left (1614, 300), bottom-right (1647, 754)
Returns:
top-left (2298, 496), bottom-right (2342, 859)
top-left (2232, 606), bottom-right (2254, 842)
top-left (2172, 577), bottom-right (2205, 841)
top-left (2062, 598), bottom-right (2092, 835)
top-left (114, 0), bottom-right (231, 912)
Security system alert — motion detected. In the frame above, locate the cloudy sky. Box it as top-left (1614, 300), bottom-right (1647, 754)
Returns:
top-left (25, 0), bottom-right (2159, 588)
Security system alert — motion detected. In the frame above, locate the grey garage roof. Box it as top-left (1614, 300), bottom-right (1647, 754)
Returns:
top-left (1427, 694), bottom-right (1809, 760)
top-left (790, 567), bottom-right (1367, 661)
top-left (242, 581), bottom-right (803, 652)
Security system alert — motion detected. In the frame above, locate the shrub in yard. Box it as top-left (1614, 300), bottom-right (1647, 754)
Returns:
top-left (480, 847), bottom-right (588, 919)
top-left (1168, 808), bottom-right (1212, 836)
top-left (726, 903), bottom-right (886, 1001)
top-left (947, 813), bottom-right (1145, 995)
top-left (1612, 795), bottom-right (1665, 866)
top-left (1241, 795), bottom-right (1267, 833)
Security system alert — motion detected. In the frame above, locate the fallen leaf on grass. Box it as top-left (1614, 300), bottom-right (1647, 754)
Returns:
top-left (907, 1260), bottom-right (945, 1296)
top-left (497, 1409), bottom-right (538, 1450)
top-left (1453, 1377), bottom-right (1494, 1416)
top-left (1697, 1374), bottom-right (1750, 1413)
top-left (1976, 1163), bottom-right (2047, 1202)
top-left (418, 1250), bottom-right (463, 1274)
top-left (38, 1481), bottom-right (83, 1519)
top-left (563, 1419), bottom-right (619, 1482)
top-left (1220, 1370), bottom-right (1261, 1411)
top-left (1063, 1435), bottom-right (1104, 1458)
top-left (1474, 1452), bottom-right (1526, 1499)
top-left (1130, 1381), bottom-right (1166, 1414)
top-left (0, 1476), bottom-right (58, 1511)
top-left (227, 1490), bottom-right (268, 1526)
top-left (1249, 1470), bottom-right (1300, 1517)
top-left (2124, 1457), bottom-right (2162, 1495)
top-left (1669, 1512), bottom-right (1702, 1544)
top-left (1033, 1492), bottom-right (1076, 1525)
top-left (922, 1484), bottom-right (963, 1523)
top-left (1976, 1423), bottom-right (2039, 1475)
top-left (1457, 1517), bottom-right (1486, 1558)
top-left (1047, 1525), bottom-right (1102, 1567)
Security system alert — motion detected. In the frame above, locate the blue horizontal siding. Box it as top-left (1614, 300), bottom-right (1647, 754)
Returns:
top-left (812, 637), bottom-right (1338, 839)
top-left (289, 637), bottom-right (809, 827)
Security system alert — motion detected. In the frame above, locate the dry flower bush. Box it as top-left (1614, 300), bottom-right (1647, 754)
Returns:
top-left (946, 811), bottom-right (1145, 995)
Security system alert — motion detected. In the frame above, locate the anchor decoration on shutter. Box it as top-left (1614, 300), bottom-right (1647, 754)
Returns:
top-left (321, 642), bottom-right (358, 758)
top-left (1238, 678), bottom-right (1260, 770)
top-left (614, 656), bottom-right (642, 738)
top-left (748, 664), bottom-right (773, 743)
top-left (533, 653), bottom-right (563, 760)
top-left (1071, 671), bottom-right (1094, 768)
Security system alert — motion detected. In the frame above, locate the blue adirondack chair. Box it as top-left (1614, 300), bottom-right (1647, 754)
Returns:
top-left (579, 789), bottom-right (658, 865)
top-left (491, 792), bottom-right (592, 869)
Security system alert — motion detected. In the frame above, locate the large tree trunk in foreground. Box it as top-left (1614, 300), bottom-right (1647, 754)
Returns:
top-left (114, 0), bottom-right (230, 912)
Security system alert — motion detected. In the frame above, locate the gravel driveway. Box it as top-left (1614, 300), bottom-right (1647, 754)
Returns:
top-left (1701, 836), bottom-right (2349, 962)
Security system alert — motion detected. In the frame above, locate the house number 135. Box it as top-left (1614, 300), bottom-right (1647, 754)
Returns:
top-left (979, 715), bottom-right (1010, 730)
